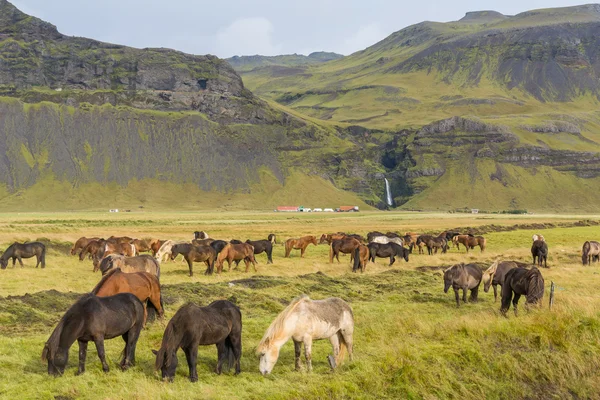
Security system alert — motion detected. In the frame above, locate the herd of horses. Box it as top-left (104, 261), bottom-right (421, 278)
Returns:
top-left (1, 227), bottom-right (597, 380)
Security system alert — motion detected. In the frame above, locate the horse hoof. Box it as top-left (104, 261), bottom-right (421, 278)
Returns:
top-left (327, 355), bottom-right (337, 370)
top-left (190, 376), bottom-right (198, 383)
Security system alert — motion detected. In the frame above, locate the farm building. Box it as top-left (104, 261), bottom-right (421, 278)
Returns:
top-left (337, 206), bottom-right (359, 212)
top-left (276, 206), bottom-right (299, 212)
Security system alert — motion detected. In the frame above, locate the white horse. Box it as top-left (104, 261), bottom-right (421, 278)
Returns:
top-left (155, 240), bottom-right (188, 263)
top-left (257, 295), bottom-right (354, 375)
top-left (369, 235), bottom-right (403, 246)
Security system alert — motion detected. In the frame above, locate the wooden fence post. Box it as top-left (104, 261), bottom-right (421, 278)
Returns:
top-left (549, 281), bottom-right (555, 310)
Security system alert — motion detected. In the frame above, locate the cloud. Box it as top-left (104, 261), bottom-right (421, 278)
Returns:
top-left (215, 17), bottom-right (282, 58)
top-left (339, 23), bottom-right (387, 55)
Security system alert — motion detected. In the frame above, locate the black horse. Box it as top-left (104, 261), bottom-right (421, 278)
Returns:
top-left (0, 241), bottom-right (46, 269)
top-left (367, 242), bottom-right (409, 266)
top-left (42, 293), bottom-right (145, 376)
top-left (500, 267), bottom-right (545, 316)
top-left (153, 300), bottom-right (242, 382)
top-left (245, 239), bottom-right (273, 264)
top-left (531, 240), bottom-right (548, 268)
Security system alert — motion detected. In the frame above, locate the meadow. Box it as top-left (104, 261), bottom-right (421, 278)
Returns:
top-left (1, 211), bottom-right (600, 399)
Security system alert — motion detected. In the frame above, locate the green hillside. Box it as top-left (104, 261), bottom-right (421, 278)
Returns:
top-left (237, 4), bottom-right (600, 211)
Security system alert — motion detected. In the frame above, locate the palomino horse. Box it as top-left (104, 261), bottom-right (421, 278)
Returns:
top-left (42, 293), bottom-right (144, 376)
top-left (443, 264), bottom-right (482, 307)
top-left (153, 300), bottom-right (242, 382)
top-left (531, 240), bottom-right (548, 268)
top-left (582, 241), bottom-right (600, 265)
top-left (482, 261), bottom-right (519, 302)
top-left (92, 268), bottom-right (164, 323)
top-left (70, 237), bottom-right (100, 256)
top-left (97, 254), bottom-right (161, 278)
top-left (352, 245), bottom-right (370, 273)
top-left (257, 295), bottom-right (354, 374)
top-left (154, 240), bottom-right (187, 263)
top-left (216, 243), bottom-right (256, 273)
top-left (501, 267), bottom-right (545, 316)
top-left (284, 236), bottom-right (318, 258)
top-left (329, 237), bottom-right (361, 263)
top-left (0, 242), bottom-right (46, 269)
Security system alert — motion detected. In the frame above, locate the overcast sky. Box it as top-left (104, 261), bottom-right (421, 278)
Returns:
top-left (10, 0), bottom-right (590, 58)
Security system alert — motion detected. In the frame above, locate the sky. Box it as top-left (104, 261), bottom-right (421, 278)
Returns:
top-left (10, 0), bottom-right (590, 58)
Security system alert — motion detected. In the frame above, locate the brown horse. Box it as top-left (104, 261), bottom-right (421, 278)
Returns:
top-left (329, 238), bottom-right (361, 263)
top-left (192, 238), bottom-right (215, 247)
top-left (70, 237), bottom-right (100, 256)
top-left (443, 264), bottom-right (483, 307)
top-left (103, 242), bottom-right (136, 258)
top-left (352, 245), bottom-right (370, 273)
top-left (150, 239), bottom-right (166, 257)
top-left (170, 243), bottom-right (217, 276)
top-left (216, 243), bottom-right (257, 273)
top-left (107, 236), bottom-right (134, 244)
top-left (79, 239), bottom-right (106, 261)
top-left (453, 235), bottom-right (486, 252)
top-left (582, 241), bottom-right (600, 265)
top-left (319, 233), bottom-right (346, 245)
top-left (285, 236), bottom-right (318, 258)
top-left (96, 254), bottom-right (161, 277)
top-left (92, 268), bottom-right (163, 324)
top-left (132, 239), bottom-right (152, 255)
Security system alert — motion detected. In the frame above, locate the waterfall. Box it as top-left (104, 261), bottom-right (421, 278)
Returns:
top-left (384, 178), bottom-right (393, 206)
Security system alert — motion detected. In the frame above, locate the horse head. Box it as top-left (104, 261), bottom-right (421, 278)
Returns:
top-left (318, 234), bottom-right (328, 244)
top-left (170, 245), bottom-right (180, 261)
top-left (152, 348), bottom-right (177, 382)
top-left (257, 340), bottom-right (279, 376)
top-left (310, 236), bottom-right (318, 246)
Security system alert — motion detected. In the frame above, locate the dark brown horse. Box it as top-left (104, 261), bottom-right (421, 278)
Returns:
top-left (192, 238), bottom-right (215, 247)
top-left (246, 239), bottom-right (273, 264)
top-left (285, 236), bottom-right (318, 258)
top-left (70, 237), bottom-right (100, 256)
top-left (352, 245), bottom-right (370, 273)
top-left (501, 267), bottom-right (545, 316)
top-left (425, 237), bottom-right (448, 255)
top-left (102, 242), bottom-right (136, 258)
top-left (582, 241), bottom-right (600, 265)
top-left (443, 264), bottom-right (482, 307)
top-left (79, 239), bottom-right (106, 261)
top-left (216, 243), bottom-right (256, 273)
top-left (415, 235), bottom-right (434, 254)
top-left (482, 261), bottom-right (520, 302)
top-left (330, 237), bottom-right (361, 263)
top-left (531, 240), bottom-right (548, 268)
top-left (107, 236), bottom-right (134, 244)
top-left (170, 243), bottom-right (217, 276)
top-left (42, 293), bottom-right (145, 376)
top-left (92, 268), bottom-right (164, 323)
top-left (0, 242), bottom-right (46, 269)
top-left (153, 300), bottom-right (242, 382)
top-left (367, 242), bottom-right (409, 266)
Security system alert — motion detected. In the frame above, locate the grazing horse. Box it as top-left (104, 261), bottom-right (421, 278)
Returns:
top-left (415, 235), bottom-right (434, 254)
top-left (153, 300), bottom-right (242, 382)
top-left (246, 239), bottom-right (274, 264)
top-left (132, 239), bottom-right (152, 255)
top-left (216, 243), bottom-right (257, 273)
top-left (170, 243), bottom-right (217, 276)
top-left (443, 264), bottom-right (482, 307)
top-left (582, 241), bottom-right (600, 265)
top-left (92, 268), bottom-right (164, 323)
top-left (500, 267), bottom-right (545, 316)
top-left (150, 239), bottom-right (166, 257)
top-left (531, 240), bottom-right (548, 268)
top-left (367, 242), bottom-right (409, 266)
top-left (482, 261), bottom-right (519, 302)
top-left (193, 231), bottom-right (209, 240)
top-left (42, 293), bottom-right (145, 376)
top-left (79, 239), bottom-right (106, 261)
top-left (0, 242), bottom-right (46, 269)
top-left (70, 237), bottom-right (100, 256)
top-left (319, 233), bottom-right (346, 245)
top-left (97, 254), bottom-right (161, 278)
top-left (268, 234), bottom-right (277, 244)
top-left (284, 236), bottom-right (318, 258)
top-left (329, 238), bottom-right (361, 264)
top-left (352, 245), bottom-right (370, 273)
top-left (155, 240), bottom-right (187, 263)
top-left (257, 295), bottom-right (354, 375)
top-left (425, 237), bottom-right (448, 255)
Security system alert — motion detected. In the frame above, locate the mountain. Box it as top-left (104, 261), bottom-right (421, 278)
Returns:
top-left (239, 4), bottom-right (600, 212)
top-left (0, 0), bottom-right (373, 210)
top-left (227, 52), bottom-right (343, 72)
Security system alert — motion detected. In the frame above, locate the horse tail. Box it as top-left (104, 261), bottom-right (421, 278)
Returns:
top-left (91, 268), bottom-right (119, 294)
top-left (528, 269), bottom-right (545, 304)
top-left (222, 335), bottom-right (235, 371)
top-left (582, 241), bottom-right (590, 265)
top-left (352, 247), bottom-right (361, 272)
top-left (500, 270), bottom-right (516, 315)
top-left (336, 331), bottom-right (347, 365)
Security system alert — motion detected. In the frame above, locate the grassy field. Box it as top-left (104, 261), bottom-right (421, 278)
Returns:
top-left (1, 211), bottom-right (600, 399)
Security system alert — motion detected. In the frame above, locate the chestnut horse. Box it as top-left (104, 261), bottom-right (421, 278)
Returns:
top-left (92, 268), bottom-right (164, 324)
top-left (319, 233), bottom-right (346, 245)
top-left (70, 237), bottom-right (100, 256)
top-left (150, 239), bottom-right (166, 257)
top-left (285, 236), bottom-right (318, 258)
top-left (216, 243), bottom-right (257, 273)
top-left (132, 239), bottom-right (152, 255)
top-left (79, 239), bottom-right (106, 261)
top-left (329, 238), bottom-right (361, 263)
top-left (352, 245), bottom-right (370, 273)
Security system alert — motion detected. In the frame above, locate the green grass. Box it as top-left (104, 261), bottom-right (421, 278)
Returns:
top-left (1, 212), bottom-right (600, 398)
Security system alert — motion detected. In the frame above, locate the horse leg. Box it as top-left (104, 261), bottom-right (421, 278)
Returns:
top-left (267, 248), bottom-right (273, 264)
top-left (184, 344), bottom-right (199, 382)
top-left (493, 284), bottom-right (498, 302)
top-left (187, 257), bottom-right (194, 277)
top-left (77, 340), bottom-right (88, 375)
top-left (328, 334), bottom-right (340, 370)
top-left (470, 285), bottom-right (479, 302)
top-left (94, 338), bottom-right (110, 372)
top-left (244, 258), bottom-right (250, 273)
top-left (303, 338), bottom-right (313, 372)
top-left (301, 246), bottom-right (306, 258)
top-left (389, 256), bottom-right (395, 266)
top-left (294, 340), bottom-right (302, 371)
top-left (462, 286), bottom-right (468, 303)
top-left (512, 293), bottom-right (521, 316)
top-left (454, 287), bottom-right (460, 307)
top-left (342, 330), bottom-right (353, 362)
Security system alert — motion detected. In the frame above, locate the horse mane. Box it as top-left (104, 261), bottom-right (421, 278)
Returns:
top-left (526, 268), bottom-right (545, 303)
top-left (91, 268), bottom-right (120, 293)
top-left (257, 295), bottom-right (309, 352)
top-left (483, 260), bottom-right (499, 283)
top-left (155, 304), bottom-right (189, 371)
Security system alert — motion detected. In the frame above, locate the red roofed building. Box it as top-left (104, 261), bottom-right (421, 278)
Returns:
top-left (276, 206), bottom-right (299, 212)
